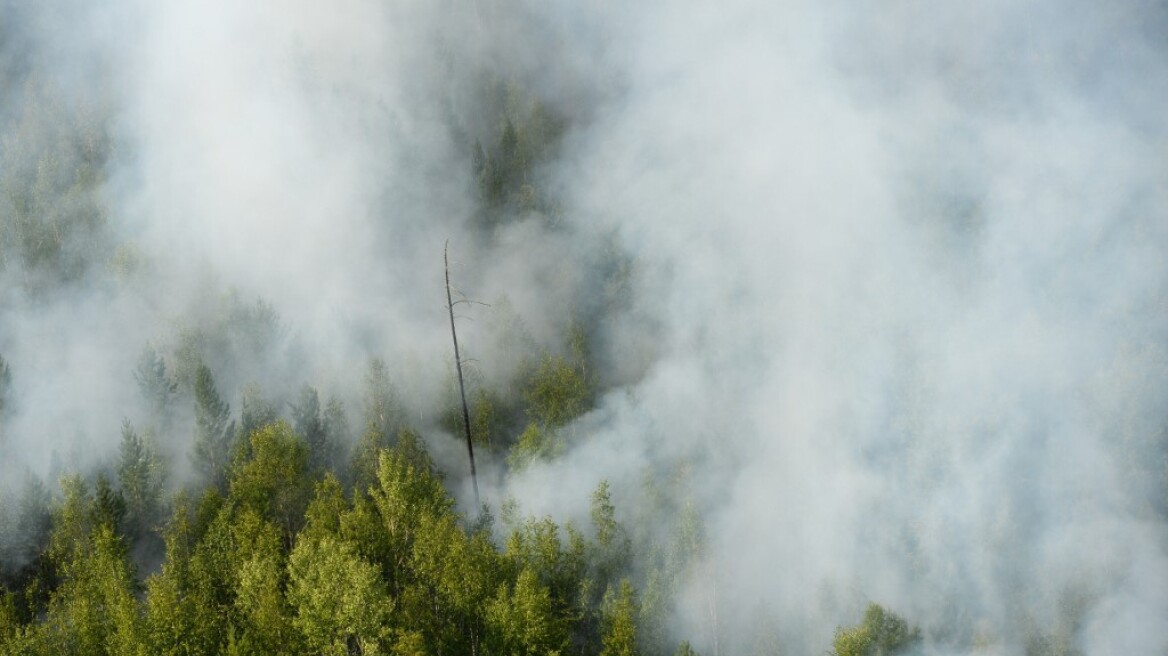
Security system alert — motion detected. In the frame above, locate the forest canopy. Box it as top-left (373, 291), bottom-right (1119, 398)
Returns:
top-left (1, 0), bottom-right (1167, 654)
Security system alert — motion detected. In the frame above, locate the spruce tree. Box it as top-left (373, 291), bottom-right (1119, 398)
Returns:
top-left (192, 363), bottom-right (234, 487)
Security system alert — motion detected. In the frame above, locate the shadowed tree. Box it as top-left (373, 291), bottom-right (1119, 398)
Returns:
top-left (38, 476), bottom-right (142, 655)
top-left (291, 385), bottom-right (339, 475)
top-left (192, 363), bottom-right (234, 488)
top-left (237, 383), bottom-right (277, 445)
top-left (145, 493), bottom-right (206, 655)
top-left (361, 358), bottom-right (400, 443)
top-left (117, 420), bottom-right (165, 545)
top-left (321, 397), bottom-right (349, 473)
top-left (134, 345), bottom-right (176, 425)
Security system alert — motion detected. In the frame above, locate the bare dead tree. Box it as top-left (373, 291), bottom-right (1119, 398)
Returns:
top-left (445, 241), bottom-right (481, 508)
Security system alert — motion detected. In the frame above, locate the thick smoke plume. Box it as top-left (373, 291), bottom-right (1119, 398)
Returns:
top-left (1, 0), bottom-right (1166, 653)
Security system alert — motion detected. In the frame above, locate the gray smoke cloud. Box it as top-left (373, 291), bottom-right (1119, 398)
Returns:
top-left (1, 0), bottom-right (1166, 653)
top-left (507, 0), bottom-right (1168, 653)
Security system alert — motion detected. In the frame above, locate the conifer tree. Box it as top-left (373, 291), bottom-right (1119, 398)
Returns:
top-left (192, 363), bottom-right (234, 487)
top-left (134, 345), bottom-right (176, 423)
top-left (237, 383), bottom-right (277, 446)
top-left (601, 579), bottom-right (641, 656)
top-left (291, 385), bottom-right (335, 474)
top-left (117, 420), bottom-right (165, 543)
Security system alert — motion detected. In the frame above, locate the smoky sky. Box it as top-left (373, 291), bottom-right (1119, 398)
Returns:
top-left (2, 0), bottom-right (1167, 653)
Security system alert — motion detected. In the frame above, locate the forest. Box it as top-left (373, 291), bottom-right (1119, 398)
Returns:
top-left (2, 1), bottom-right (1167, 655)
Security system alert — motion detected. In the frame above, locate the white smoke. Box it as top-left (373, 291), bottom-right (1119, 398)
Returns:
top-left (0, 0), bottom-right (1165, 652)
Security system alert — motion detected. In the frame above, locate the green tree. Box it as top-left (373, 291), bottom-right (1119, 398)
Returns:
top-left (237, 383), bottom-right (277, 449)
top-left (361, 358), bottom-right (400, 442)
top-left (600, 579), bottom-right (640, 656)
top-left (191, 363), bottom-right (234, 487)
top-left (369, 440), bottom-right (450, 593)
top-left (591, 480), bottom-right (631, 578)
top-left (291, 385), bottom-right (338, 474)
top-left (134, 346), bottom-right (176, 423)
top-left (831, 603), bottom-right (920, 656)
top-left (469, 388), bottom-right (503, 450)
top-left (229, 421), bottom-right (311, 547)
top-left (409, 510), bottom-right (504, 654)
top-left (144, 492), bottom-right (221, 656)
top-left (524, 354), bottom-right (589, 428)
top-left (507, 422), bottom-right (563, 472)
top-left (10, 475), bottom-right (53, 581)
top-left (321, 397), bottom-right (350, 472)
top-left (232, 540), bottom-right (299, 655)
top-left (288, 535), bottom-right (392, 655)
top-left (299, 474), bottom-right (347, 544)
top-left (117, 420), bottom-right (165, 544)
top-left (0, 76), bottom-right (111, 294)
top-left (41, 476), bottom-right (143, 656)
top-left (91, 474), bottom-right (127, 538)
top-left (504, 515), bottom-right (587, 630)
top-left (485, 567), bottom-right (567, 655)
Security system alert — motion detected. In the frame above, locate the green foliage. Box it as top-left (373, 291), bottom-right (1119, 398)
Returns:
top-left (0, 69), bottom-right (766, 656)
top-left (91, 474), bottom-right (127, 537)
top-left (0, 591), bottom-right (19, 643)
top-left (229, 421), bottom-right (311, 545)
top-left (471, 81), bottom-right (566, 224)
top-left (34, 476), bottom-right (143, 656)
top-left (117, 421), bottom-right (165, 542)
top-left (48, 476), bottom-right (92, 577)
top-left (0, 477), bottom-right (54, 627)
top-left (289, 387), bottom-right (346, 476)
top-left (369, 439), bottom-right (451, 586)
top-left (507, 421), bottom-right (563, 471)
top-left (237, 383), bottom-right (277, 451)
top-left (589, 479), bottom-right (633, 626)
top-left (289, 386), bottom-right (324, 461)
top-left (169, 293), bottom-right (283, 395)
top-left (601, 579), bottom-right (641, 656)
top-left (505, 516), bottom-right (586, 613)
top-left (299, 474), bottom-right (347, 544)
top-left (470, 387), bottom-right (501, 450)
top-left (362, 358), bottom-right (401, 442)
top-left (144, 493), bottom-right (214, 655)
top-left (832, 603), bottom-right (921, 656)
top-left (321, 397), bottom-right (350, 470)
top-left (133, 346), bottom-right (176, 423)
top-left (232, 536), bottom-right (298, 655)
top-left (485, 567), bottom-right (568, 655)
top-left (288, 535), bottom-right (391, 654)
top-left (0, 76), bottom-right (111, 294)
top-left (592, 480), bottom-right (628, 556)
top-left (351, 426), bottom-right (426, 498)
top-left (525, 353), bottom-right (590, 428)
top-left (191, 363), bottom-right (235, 487)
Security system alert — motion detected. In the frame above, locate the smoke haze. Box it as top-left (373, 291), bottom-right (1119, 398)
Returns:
top-left (1, 0), bottom-right (1167, 653)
